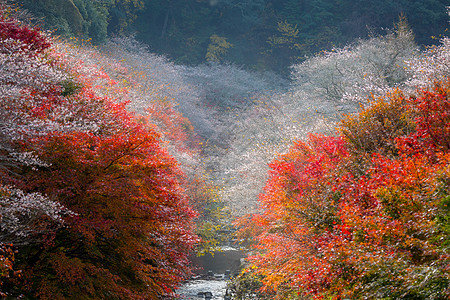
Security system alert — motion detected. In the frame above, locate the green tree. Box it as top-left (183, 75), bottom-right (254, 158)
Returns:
top-left (21, 0), bottom-right (110, 43)
top-left (107, 0), bottom-right (144, 34)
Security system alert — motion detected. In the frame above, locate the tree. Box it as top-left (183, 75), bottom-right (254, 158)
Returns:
top-left (0, 6), bottom-right (199, 298)
top-left (20, 0), bottom-right (111, 43)
top-left (0, 4), bottom-right (71, 247)
top-left (211, 21), bottom-right (419, 216)
top-left (291, 15), bottom-right (418, 114)
top-left (407, 37), bottom-right (450, 89)
top-left (107, 0), bottom-right (145, 34)
top-left (238, 79), bottom-right (450, 299)
top-left (206, 34), bottom-right (233, 63)
top-left (20, 126), bottom-right (197, 299)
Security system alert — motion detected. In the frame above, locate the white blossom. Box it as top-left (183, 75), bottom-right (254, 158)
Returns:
top-left (0, 185), bottom-right (74, 245)
top-left (406, 37), bottom-right (450, 89)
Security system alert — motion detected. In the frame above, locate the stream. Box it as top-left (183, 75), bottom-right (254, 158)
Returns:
top-left (175, 279), bottom-right (228, 299)
top-left (175, 247), bottom-right (244, 299)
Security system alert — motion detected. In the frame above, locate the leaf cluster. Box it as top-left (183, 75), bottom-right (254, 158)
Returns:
top-left (16, 0), bottom-right (450, 72)
top-left (0, 7), bottom-right (201, 298)
top-left (239, 76), bottom-right (450, 298)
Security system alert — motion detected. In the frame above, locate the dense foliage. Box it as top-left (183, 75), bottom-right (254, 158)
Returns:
top-left (213, 20), bottom-right (420, 215)
top-left (0, 6), bottom-right (200, 298)
top-left (1, 1), bottom-right (449, 299)
top-left (235, 63), bottom-right (450, 300)
top-left (19, 0), bottom-right (449, 72)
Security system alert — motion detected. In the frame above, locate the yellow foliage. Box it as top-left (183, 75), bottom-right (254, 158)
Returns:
top-left (205, 34), bottom-right (233, 63)
top-left (267, 21), bottom-right (302, 51)
top-left (340, 90), bottom-right (415, 157)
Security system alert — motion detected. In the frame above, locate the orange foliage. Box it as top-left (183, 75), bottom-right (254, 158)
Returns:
top-left (0, 8), bottom-right (198, 298)
top-left (241, 81), bottom-right (450, 299)
top-left (24, 124), bottom-right (198, 298)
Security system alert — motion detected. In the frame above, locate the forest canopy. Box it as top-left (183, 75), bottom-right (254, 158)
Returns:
top-left (0, 0), bottom-right (449, 299)
top-left (19, 0), bottom-right (449, 71)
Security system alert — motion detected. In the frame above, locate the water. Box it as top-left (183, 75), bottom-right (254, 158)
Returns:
top-left (174, 247), bottom-right (243, 299)
top-left (175, 279), bottom-right (228, 299)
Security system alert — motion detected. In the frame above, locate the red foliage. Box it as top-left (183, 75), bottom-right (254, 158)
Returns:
top-left (0, 8), bottom-right (199, 298)
top-left (145, 100), bottom-right (199, 152)
top-left (399, 81), bottom-right (450, 154)
top-left (0, 244), bottom-right (19, 297)
top-left (25, 123), bottom-right (198, 298)
top-left (242, 81), bottom-right (450, 299)
top-left (0, 13), bottom-right (50, 53)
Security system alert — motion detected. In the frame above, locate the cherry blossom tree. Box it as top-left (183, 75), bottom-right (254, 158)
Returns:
top-left (0, 6), bottom-right (200, 298)
top-left (290, 15), bottom-right (418, 116)
top-left (218, 17), bottom-right (421, 215)
top-left (407, 37), bottom-right (450, 89)
top-left (0, 6), bottom-right (72, 247)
